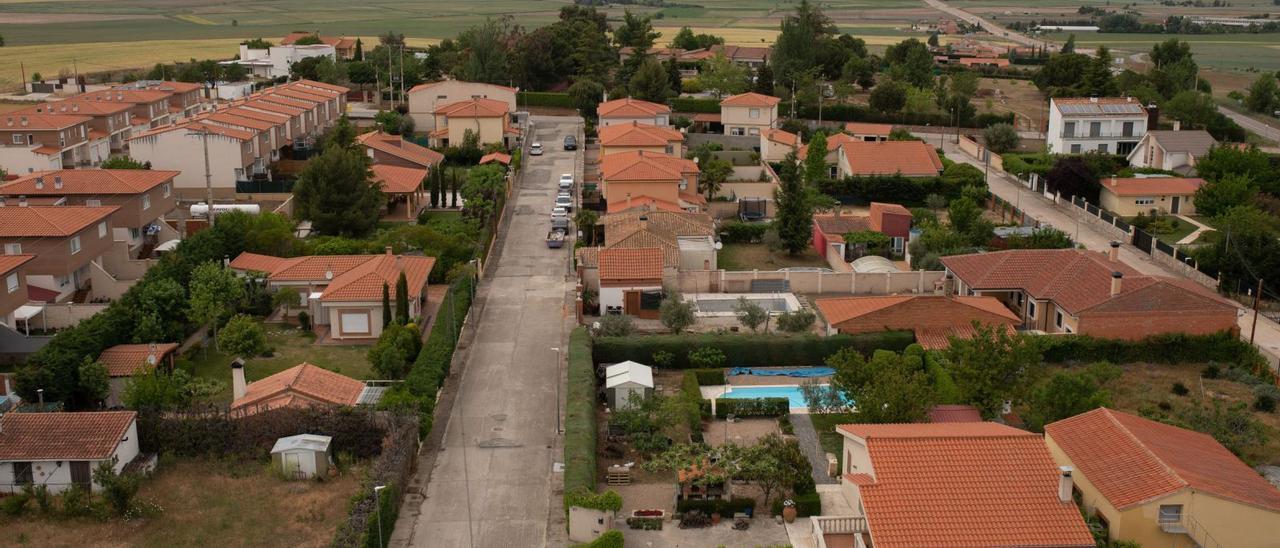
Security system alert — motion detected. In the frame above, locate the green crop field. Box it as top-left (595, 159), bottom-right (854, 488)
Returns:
top-left (1043, 32), bottom-right (1280, 72)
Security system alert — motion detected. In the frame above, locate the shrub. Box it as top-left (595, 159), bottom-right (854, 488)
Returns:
top-left (516, 91), bottom-right (575, 109)
top-left (775, 310), bottom-right (816, 333)
top-left (627, 516), bottom-right (663, 530)
top-left (778, 415), bottom-right (794, 435)
top-left (593, 331), bottom-right (914, 369)
top-left (719, 221), bottom-right (770, 243)
top-left (1254, 394), bottom-right (1277, 413)
top-left (714, 397), bottom-right (789, 418)
top-left (688, 347), bottom-right (727, 369)
top-left (60, 484), bottom-right (92, 517)
top-left (676, 497), bottom-right (756, 516)
top-left (1041, 333), bottom-right (1269, 376)
top-left (93, 458), bottom-right (140, 516)
top-left (1172, 382), bottom-right (1190, 396)
top-left (660, 295), bottom-right (697, 333)
top-left (403, 274), bottom-right (475, 436)
top-left (1202, 364), bottom-right (1221, 379)
top-left (0, 492), bottom-right (29, 516)
top-left (692, 368), bottom-right (726, 386)
top-left (564, 328), bottom-right (598, 494)
top-left (297, 310), bottom-right (311, 331)
top-left (771, 492), bottom-right (823, 517)
top-left (596, 314), bottom-right (635, 337)
top-left (575, 530), bottom-right (624, 548)
top-left (670, 97), bottom-right (720, 113)
top-left (651, 350), bottom-right (674, 368)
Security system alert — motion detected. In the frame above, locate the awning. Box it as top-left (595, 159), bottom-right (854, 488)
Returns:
top-left (308, 292), bottom-right (323, 300)
top-left (13, 304), bottom-right (43, 322)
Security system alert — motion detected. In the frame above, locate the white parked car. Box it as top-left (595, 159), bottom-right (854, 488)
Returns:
top-left (555, 194), bottom-right (573, 211)
top-left (552, 206), bottom-right (569, 218)
top-left (558, 174), bottom-right (574, 190)
top-left (530, 142), bottom-right (543, 156)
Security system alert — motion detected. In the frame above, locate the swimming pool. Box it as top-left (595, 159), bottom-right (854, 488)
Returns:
top-left (721, 385), bottom-right (826, 409)
top-left (689, 293), bottom-right (802, 317)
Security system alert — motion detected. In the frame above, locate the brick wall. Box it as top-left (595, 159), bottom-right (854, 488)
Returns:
top-left (1078, 311), bottom-right (1238, 340)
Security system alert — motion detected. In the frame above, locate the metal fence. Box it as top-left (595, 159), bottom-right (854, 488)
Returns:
top-left (990, 193), bottom-right (1039, 228)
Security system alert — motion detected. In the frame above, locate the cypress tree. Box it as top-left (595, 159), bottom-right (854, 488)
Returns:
top-left (381, 282), bottom-right (392, 327)
top-left (395, 272), bottom-right (410, 325)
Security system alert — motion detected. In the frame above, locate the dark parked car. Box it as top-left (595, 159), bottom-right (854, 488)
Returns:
top-left (563, 135), bottom-right (578, 151)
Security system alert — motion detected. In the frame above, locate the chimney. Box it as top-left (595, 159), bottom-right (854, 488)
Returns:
top-left (1089, 96), bottom-right (1098, 103)
top-left (1058, 466), bottom-right (1074, 503)
top-left (34, 177), bottom-right (43, 189)
top-left (54, 176), bottom-right (62, 189)
top-left (943, 274), bottom-right (955, 297)
top-left (1145, 103), bottom-right (1160, 130)
top-left (1172, 120), bottom-right (1181, 132)
top-left (385, 245), bottom-right (393, 256)
top-left (1111, 271), bottom-right (1123, 297)
top-left (3, 375), bottom-right (10, 397)
top-left (231, 358), bottom-right (247, 401)
top-left (1108, 241), bottom-right (1120, 262)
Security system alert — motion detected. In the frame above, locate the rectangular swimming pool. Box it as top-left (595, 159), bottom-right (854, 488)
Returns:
top-left (694, 298), bottom-right (788, 313)
top-left (721, 385), bottom-right (826, 409)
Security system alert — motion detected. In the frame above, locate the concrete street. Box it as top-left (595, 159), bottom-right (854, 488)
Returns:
top-left (394, 115), bottom-right (580, 547)
top-left (922, 0), bottom-right (1045, 48)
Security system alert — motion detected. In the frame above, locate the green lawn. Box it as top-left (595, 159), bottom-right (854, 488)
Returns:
top-left (181, 320), bottom-right (373, 403)
top-left (808, 412), bottom-right (857, 473)
top-left (718, 243), bottom-right (831, 271)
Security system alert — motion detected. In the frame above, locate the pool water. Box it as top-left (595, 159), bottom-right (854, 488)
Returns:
top-left (721, 385), bottom-right (826, 408)
top-left (694, 298), bottom-right (789, 313)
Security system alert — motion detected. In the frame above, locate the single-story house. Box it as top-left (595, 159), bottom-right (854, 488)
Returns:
top-left (605, 360), bottom-right (654, 410)
top-left (597, 247), bottom-right (664, 318)
top-left (815, 295), bottom-right (1019, 349)
top-left (844, 122), bottom-right (893, 142)
top-left (760, 128), bottom-right (799, 162)
top-left (98, 343), bottom-right (179, 408)
top-left (838, 140), bottom-right (943, 179)
top-left (1098, 176), bottom-right (1204, 216)
top-left (271, 434), bottom-right (332, 480)
top-left (811, 203), bottom-right (913, 260)
top-left (0, 411), bottom-right (143, 494)
top-left (1125, 130), bottom-right (1216, 174)
top-left (231, 361), bottom-right (381, 417)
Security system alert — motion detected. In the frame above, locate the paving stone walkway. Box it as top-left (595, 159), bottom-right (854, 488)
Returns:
top-left (790, 413), bottom-right (836, 485)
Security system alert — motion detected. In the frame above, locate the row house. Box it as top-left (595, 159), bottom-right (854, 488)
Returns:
top-left (0, 170), bottom-right (179, 256)
top-left (406, 80), bottom-right (517, 132)
top-left (128, 122), bottom-right (265, 200)
top-left (0, 113), bottom-right (97, 174)
top-left (20, 100), bottom-right (133, 154)
top-left (114, 80), bottom-right (205, 121)
top-left (70, 88), bottom-right (174, 132)
top-left (0, 205), bottom-right (119, 302)
top-left (0, 255), bottom-right (34, 328)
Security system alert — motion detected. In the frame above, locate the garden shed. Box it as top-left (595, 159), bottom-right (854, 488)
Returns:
top-left (605, 361), bottom-right (653, 410)
top-left (270, 434), bottom-right (332, 480)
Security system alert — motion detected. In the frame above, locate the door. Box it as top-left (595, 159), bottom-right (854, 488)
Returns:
top-left (339, 311), bottom-right (370, 336)
top-left (70, 461), bottom-right (91, 489)
top-left (623, 291), bottom-right (641, 316)
top-left (1170, 196), bottom-right (1181, 214)
top-left (283, 452), bottom-right (302, 478)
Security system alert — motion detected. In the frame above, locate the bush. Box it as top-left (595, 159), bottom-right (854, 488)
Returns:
top-left (719, 220), bottom-right (770, 243)
top-left (670, 97), bottom-right (720, 113)
top-left (775, 310), bottom-right (816, 333)
top-left (593, 332), bottom-right (914, 369)
top-left (1254, 394), bottom-right (1277, 413)
top-left (596, 314), bottom-right (635, 337)
top-left (676, 497), bottom-right (756, 516)
top-left (680, 371), bottom-right (706, 440)
top-left (401, 273), bottom-right (476, 436)
top-left (61, 484), bottom-right (92, 517)
top-left (297, 310), bottom-right (311, 331)
top-left (516, 91), bottom-right (575, 109)
top-left (692, 368), bottom-right (726, 386)
top-left (627, 516), bottom-right (663, 530)
top-left (1202, 364), bottom-right (1221, 379)
top-left (564, 328), bottom-right (598, 494)
top-left (1172, 382), bottom-right (1190, 396)
top-left (651, 350), bottom-right (673, 368)
top-left (0, 492), bottom-right (29, 516)
top-left (575, 530), bottom-right (624, 548)
top-left (1041, 333), bottom-right (1269, 377)
top-left (770, 492), bottom-right (822, 517)
top-left (714, 397), bottom-right (789, 418)
top-left (688, 347), bottom-right (726, 369)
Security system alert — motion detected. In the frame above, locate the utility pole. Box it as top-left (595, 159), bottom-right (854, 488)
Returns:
top-left (387, 48), bottom-right (395, 109)
top-left (398, 45), bottom-right (405, 107)
top-left (1251, 278), bottom-right (1264, 345)
top-left (188, 127), bottom-right (215, 227)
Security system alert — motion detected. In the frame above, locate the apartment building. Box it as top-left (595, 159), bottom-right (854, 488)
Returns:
top-left (0, 206), bottom-right (119, 302)
top-left (0, 113), bottom-right (97, 174)
top-left (1047, 97), bottom-right (1150, 155)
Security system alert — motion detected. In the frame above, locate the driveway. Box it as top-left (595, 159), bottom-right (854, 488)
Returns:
top-left (393, 115), bottom-right (582, 547)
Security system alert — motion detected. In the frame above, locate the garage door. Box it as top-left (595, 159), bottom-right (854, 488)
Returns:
top-left (340, 312), bottom-right (370, 334)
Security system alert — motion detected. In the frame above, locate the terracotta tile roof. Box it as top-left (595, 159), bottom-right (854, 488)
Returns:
top-left (599, 122), bottom-right (684, 148)
top-left (929, 404), bottom-right (983, 423)
top-left (228, 252), bottom-right (434, 302)
top-left (371, 164), bottom-right (428, 194)
top-left (575, 246), bottom-right (600, 268)
top-left (232, 363), bottom-right (366, 415)
top-left (817, 295), bottom-right (1017, 325)
top-left (434, 97), bottom-right (510, 117)
top-left (288, 79), bottom-right (350, 95)
top-left (228, 251), bottom-right (299, 274)
top-left (139, 80), bottom-right (202, 94)
top-left (358, 131), bottom-right (444, 169)
top-left (0, 254), bottom-right (34, 275)
top-left (764, 128), bottom-right (798, 147)
top-left (22, 100), bottom-right (133, 116)
top-left (914, 322), bottom-right (1017, 350)
top-left (478, 152), bottom-right (511, 165)
top-left (720, 92), bottom-right (781, 108)
top-left (600, 150), bottom-right (698, 182)
top-left (816, 295), bottom-right (1018, 349)
top-left (598, 247), bottom-right (664, 282)
top-left (839, 140), bottom-right (944, 177)
top-left (265, 87), bottom-right (329, 105)
top-left (97, 343), bottom-right (179, 377)
top-left (869, 202), bottom-right (912, 220)
top-left (798, 133), bottom-right (858, 161)
top-left (2, 169), bottom-right (178, 196)
top-left (597, 97), bottom-right (671, 118)
top-left (707, 44), bottom-right (770, 61)
top-left (241, 99), bottom-right (305, 117)
top-left (813, 214), bottom-right (870, 236)
top-left (220, 106), bottom-right (289, 125)
top-left (941, 249), bottom-right (1235, 315)
top-left (1047, 408), bottom-right (1280, 512)
top-left (0, 411), bottom-right (136, 460)
top-left (689, 113), bottom-right (720, 123)
top-left (602, 209), bottom-right (714, 246)
top-left (256, 93), bottom-right (315, 110)
top-left (32, 145), bottom-right (63, 155)
top-left (845, 122), bottom-right (894, 135)
top-left (0, 113), bottom-right (91, 130)
top-left (408, 80), bottom-right (517, 94)
top-left (838, 421), bottom-right (1095, 548)
top-left (0, 205), bottom-right (117, 237)
top-left (1101, 177), bottom-right (1204, 197)
top-left (74, 89), bottom-right (171, 104)
top-left (130, 121), bottom-right (256, 142)
top-left (201, 111), bottom-right (277, 132)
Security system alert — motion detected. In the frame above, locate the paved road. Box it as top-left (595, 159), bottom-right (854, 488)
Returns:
top-left (394, 115), bottom-right (580, 547)
top-left (1218, 106), bottom-right (1280, 143)
top-left (922, 0), bottom-right (1044, 48)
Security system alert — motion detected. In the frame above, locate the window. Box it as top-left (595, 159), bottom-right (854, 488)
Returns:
top-left (748, 127), bottom-right (760, 136)
top-left (1158, 505), bottom-right (1183, 524)
top-left (4, 243), bottom-right (19, 255)
top-left (70, 235), bottom-right (82, 254)
top-left (10, 135), bottom-right (20, 145)
top-left (97, 222), bottom-right (107, 238)
top-left (1135, 197), bottom-right (1155, 205)
top-left (12, 462), bottom-right (32, 485)
top-left (57, 275), bottom-right (71, 287)
top-left (129, 228), bottom-right (141, 240)
top-left (1089, 121), bottom-right (1101, 137)
top-left (1122, 121), bottom-right (1134, 137)
top-left (1027, 300), bottom-right (1037, 319)
top-left (749, 108), bottom-right (760, 119)
top-left (1097, 143), bottom-right (1108, 153)
top-left (1063, 122), bottom-right (1075, 137)
top-left (1055, 310), bottom-right (1064, 329)
top-left (828, 165), bottom-right (838, 178)
top-left (1070, 144), bottom-right (1082, 154)
top-left (730, 127), bottom-right (746, 136)
top-left (6, 273), bottom-right (18, 294)
top-left (142, 194), bottom-right (151, 210)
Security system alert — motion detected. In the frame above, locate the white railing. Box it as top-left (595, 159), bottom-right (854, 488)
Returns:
top-left (812, 515), bottom-right (869, 548)
top-left (1159, 513), bottom-right (1222, 548)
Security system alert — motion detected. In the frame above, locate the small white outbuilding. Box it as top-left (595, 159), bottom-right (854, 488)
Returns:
top-left (271, 434), bottom-right (333, 480)
top-left (605, 361), bottom-right (654, 410)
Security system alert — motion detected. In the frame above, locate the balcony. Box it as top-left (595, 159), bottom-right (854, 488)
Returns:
top-left (1059, 132), bottom-right (1139, 140)
top-left (812, 515), bottom-right (869, 548)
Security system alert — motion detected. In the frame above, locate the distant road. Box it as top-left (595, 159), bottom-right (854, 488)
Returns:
top-left (922, 0), bottom-right (1045, 48)
top-left (1218, 106), bottom-right (1280, 143)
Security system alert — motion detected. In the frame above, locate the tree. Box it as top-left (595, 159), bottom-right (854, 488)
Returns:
top-left (628, 57), bottom-right (671, 103)
top-left (1061, 34), bottom-right (1076, 54)
top-left (734, 297), bottom-right (768, 332)
top-left (368, 323), bottom-right (420, 379)
top-left (382, 282), bottom-right (393, 327)
top-left (1194, 173), bottom-right (1256, 218)
top-left (292, 138), bottom-right (382, 237)
top-left (188, 262), bottom-right (244, 348)
top-left (1024, 362), bottom-right (1119, 432)
top-left (927, 32), bottom-right (939, 47)
top-left (828, 348), bottom-right (934, 423)
top-left (1045, 156), bottom-right (1101, 203)
top-left (869, 80), bottom-right (908, 113)
top-left (1194, 205), bottom-right (1280, 291)
top-left (614, 10), bottom-right (659, 51)
top-left (289, 56), bottom-right (341, 83)
top-left (568, 78), bottom-right (605, 119)
top-left (776, 309), bottom-right (815, 333)
top-left (842, 55), bottom-right (876, 91)
top-left (1194, 145), bottom-right (1279, 195)
top-left (455, 17), bottom-right (516, 85)
top-left (93, 458), bottom-right (140, 516)
top-left (884, 38), bottom-right (934, 88)
top-left (222, 62), bottom-right (248, 82)
top-left (659, 294), bottom-right (696, 334)
top-left (395, 271), bottom-right (410, 324)
top-left (772, 0), bottom-right (836, 86)
top-left (77, 358), bottom-right (110, 407)
top-left (803, 132), bottom-right (829, 184)
top-left (740, 434), bottom-right (809, 508)
top-left (671, 27), bottom-right (724, 51)
top-left (129, 278), bottom-right (187, 343)
top-left (272, 286), bottom-right (301, 316)
top-left (1164, 90), bottom-right (1219, 131)
top-left (982, 123), bottom-right (1019, 153)
top-left (773, 153), bottom-right (814, 255)
top-left (698, 157), bottom-right (732, 200)
top-left (1245, 73), bottom-right (1279, 114)
top-left (575, 209), bottom-right (599, 245)
top-left (220, 314), bottom-right (267, 357)
top-left (375, 110), bottom-right (405, 135)
top-left (460, 163), bottom-right (506, 221)
top-left (99, 156), bottom-right (147, 169)
top-left (698, 52), bottom-right (749, 98)
top-left (354, 37), bottom-right (364, 60)
top-left (1150, 38), bottom-right (1193, 70)
top-left (321, 116), bottom-right (358, 150)
top-left (945, 325), bottom-right (1045, 418)
top-left (754, 62), bottom-right (776, 95)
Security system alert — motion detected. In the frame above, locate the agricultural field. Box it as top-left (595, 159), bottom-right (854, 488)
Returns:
top-left (1042, 31), bottom-right (1280, 73)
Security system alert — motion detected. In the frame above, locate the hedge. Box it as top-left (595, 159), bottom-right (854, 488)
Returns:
top-left (770, 492), bottom-right (822, 517)
top-left (517, 91), bottom-right (575, 109)
top-left (592, 332), bottom-right (914, 369)
top-left (680, 371), bottom-right (706, 442)
top-left (692, 368), bottom-right (726, 386)
top-left (403, 274), bottom-right (475, 436)
top-left (572, 530), bottom-right (624, 548)
top-left (1042, 332), bottom-right (1271, 379)
top-left (714, 397), bottom-right (790, 418)
top-left (670, 97), bottom-right (720, 113)
top-left (564, 327), bottom-right (599, 494)
top-left (788, 102), bottom-right (1014, 129)
top-left (676, 496), bottom-right (756, 516)
top-left (818, 173), bottom-right (973, 207)
top-left (718, 220), bottom-right (770, 244)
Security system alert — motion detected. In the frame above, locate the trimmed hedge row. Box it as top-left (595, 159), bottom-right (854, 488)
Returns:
top-left (692, 368), bottom-right (726, 386)
top-left (676, 497), bottom-right (756, 516)
top-left (1042, 332), bottom-right (1269, 374)
top-left (680, 371), bottom-right (706, 442)
top-left (770, 492), bottom-right (822, 517)
top-left (592, 332), bottom-right (915, 369)
top-left (564, 327), bottom-right (598, 494)
top-left (404, 274), bottom-right (475, 436)
top-left (670, 97), bottom-right (720, 113)
top-left (791, 103), bottom-right (1015, 129)
top-left (714, 397), bottom-right (790, 418)
top-left (517, 91), bottom-right (576, 109)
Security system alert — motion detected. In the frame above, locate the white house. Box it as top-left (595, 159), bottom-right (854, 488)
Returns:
top-left (1125, 129), bottom-right (1216, 174)
top-left (1047, 97), bottom-right (1149, 156)
top-left (406, 80), bottom-right (518, 132)
top-left (605, 361), bottom-right (654, 410)
top-left (270, 434), bottom-right (332, 479)
top-left (0, 411), bottom-right (143, 494)
top-left (223, 43), bottom-right (336, 79)
top-left (597, 247), bottom-right (665, 318)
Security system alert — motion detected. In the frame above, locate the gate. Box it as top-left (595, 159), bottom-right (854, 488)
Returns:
top-left (1132, 229), bottom-right (1155, 254)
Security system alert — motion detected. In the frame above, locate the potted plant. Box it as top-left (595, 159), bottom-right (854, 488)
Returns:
top-left (710, 510), bottom-right (722, 525)
top-left (781, 499), bottom-right (797, 523)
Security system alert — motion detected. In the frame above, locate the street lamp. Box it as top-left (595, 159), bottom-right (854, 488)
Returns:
top-left (551, 346), bottom-right (563, 434)
top-left (372, 485), bottom-right (386, 548)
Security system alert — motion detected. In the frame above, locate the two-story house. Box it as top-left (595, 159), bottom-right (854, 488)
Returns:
top-left (357, 131), bottom-right (444, 170)
top-left (600, 150), bottom-right (702, 214)
top-left (0, 113), bottom-right (95, 174)
top-left (21, 100), bottom-right (133, 154)
top-left (1047, 97), bottom-right (1150, 155)
top-left (598, 122), bottom-right (684, 158)
top-left (0, 205), bottom-right (119, 302)
top-left (719, 92), bottom-right (780, 136)
top-left (119, 80), bottom-right (206, 121)
top-left (128, 121), bottom-right (264, 200)
top-left (1125, 129), bottom-right (1216, 174)
top-left (0, 170), bottom-right (178, 256)
top-left (72, 89), bottom-right (174, 131)
top-left (407, 80), bottom-right (517, 131)
top-left (597, 97), bottom-right (672, 127)
top-left (429, 98), bottom-right (518, 148)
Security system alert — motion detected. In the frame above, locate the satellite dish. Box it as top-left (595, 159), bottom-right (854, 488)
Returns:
top-left (324, 270), bottom-right (333, 280)
top-left (714, 241), bottom-right (723, 250)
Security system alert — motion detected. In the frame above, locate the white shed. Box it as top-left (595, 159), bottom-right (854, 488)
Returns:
top-left (605, 361), bottom-right (654, 410)
top-left (271, 434), bottom-right (332, 480)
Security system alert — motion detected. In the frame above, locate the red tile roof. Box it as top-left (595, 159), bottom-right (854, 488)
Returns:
top-left (845, 122), bottom-right (894, 135)
top-left (371, 164), bottom-right (428, 194)
top-left (764, 128), bottom-right (798, 147)
top-left (289, 79), bottom-right (350, 95)
top-left (1102, 177), bottom-right (1204, 197)
top-left (228, 252), bottom-right (434, 302)
top-left (816, 295), bottom-right (1019, 349)
top-left (358, 131), bottom-right (444, 169)
top-left (240, 99), bottom-right (305, 117)
top-left (22, 100), bottom-right (133, 117)
top-left (434, 97), bottom-right (510, 117)
top-left (478, 152), bottom-right (511, 165)
top-left (408, 80), bottom-right (517, 94)
top-left (0, 254), bottom-right (34, 275)
top-left (280, 33), bottom-right (355, 51)
top-left (202, 111), bottom-right (277, 132)
top-left (598, 247), bottom-right (664, 282)
top-left (838, 421), bottom-right (1095, 548)
top-left (232, 363), bottom-right (365, 414)
top-left (97, 343), bottom-right (179, 377)
top-left (1047, 408), bottom-right (1280, 512)
top-left (74, 89), bottom-right (171, 104)
top-left (813, 213), bottom-right (871, 236)
top-left (220, 106), bottom-right (290, 125)
top-left (605, 195), bottom-right (685, 214)
top-left (0, 411), bottom-right (136, 460)
top-left (2, 169), bottom-right (177, 196)
top-left (720, 92), bottom-right (781, 108)
top-left (0, 113), bottom-right (91, 130)
top-left (131, 121), bottom-right (257, 142)
top-left (600, 150), bottom-right (698, 182)
top-left (0, 205), bottom-right (118, 237)
top-left (929, 404), bottom-right (983, 423)
top-left (597, 97), bottom-right (671, 118)
top-left (599, 121), bottom-right (684, 148)
top-left (256, 93), bottom-right (315, 110)
top-left (839, 141), bottom-right (944, 177)
top-left (798, 133), bottom-right (858, 161)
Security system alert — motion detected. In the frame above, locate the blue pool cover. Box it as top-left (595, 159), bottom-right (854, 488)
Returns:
top-left (727, 367), bottom-right (835, 378)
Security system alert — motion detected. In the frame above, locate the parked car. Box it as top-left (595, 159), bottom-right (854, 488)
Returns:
top-left (555, 194), bottom-right (573, 212)
top-left (552, 206), bottom-right (569, 218)
top-left (558, 174), bottom-right (574, 191)
top-left (551, 217), bottom-right (570, 231)
top-left (530, 142), bottom-right (543, 156)
top-left (563, 135), bottom-right (578, 151)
